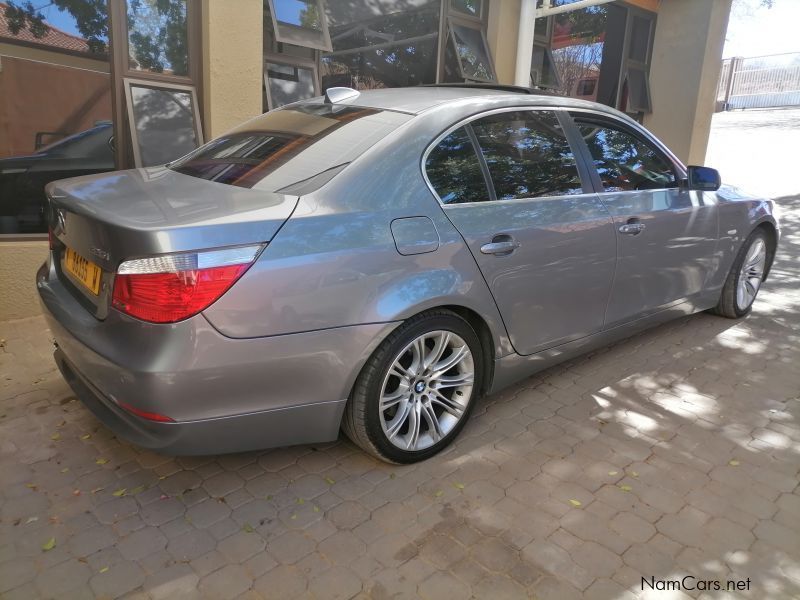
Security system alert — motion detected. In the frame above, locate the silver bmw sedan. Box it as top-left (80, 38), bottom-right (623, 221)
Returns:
top-left (38, 86), bottom-right (779, 463)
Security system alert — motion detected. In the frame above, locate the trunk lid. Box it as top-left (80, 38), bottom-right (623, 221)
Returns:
top-left (47, 167), bottom-right (298, 318)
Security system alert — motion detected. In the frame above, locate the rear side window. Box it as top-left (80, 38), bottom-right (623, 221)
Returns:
top-left (471, 110), bottom-right (584, 200)
top-left (425, 127), bottom-right (489, 204)
top-left (575, 120), bottom-right (678, 191)
top-left (170, 105), bottom-right (411, 191)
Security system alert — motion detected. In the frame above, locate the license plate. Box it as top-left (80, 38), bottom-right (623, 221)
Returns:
top-left (64, 247), bottom-right (102, 296)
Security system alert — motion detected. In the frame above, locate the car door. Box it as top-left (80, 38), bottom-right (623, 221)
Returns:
top-left (568, 113), bottom-right (718, 327)
top-left (424, 108), bottom-right (617, 356)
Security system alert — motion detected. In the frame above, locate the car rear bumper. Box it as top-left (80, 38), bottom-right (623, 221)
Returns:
top-left (37, 259), bottom-right (399, 454)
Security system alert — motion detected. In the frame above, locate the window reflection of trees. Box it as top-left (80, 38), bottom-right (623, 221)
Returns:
top-left (127, 0), bottom-right (189, 76)
top-left (425, 127), bottom-right (487, 204)
top-left (3, 0), bottom-right (109, 54)
top-left (322, 4), bottom-right (439, 89)
top-left (577, 123), bottom-right (677, 192)
top-left (472, 112), bottom-right (583, 200)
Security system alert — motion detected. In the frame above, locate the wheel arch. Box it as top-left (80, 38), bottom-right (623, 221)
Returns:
top-left (753, 220), bottom-right (778, 281)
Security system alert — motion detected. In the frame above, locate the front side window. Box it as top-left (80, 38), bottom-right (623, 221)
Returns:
top-left (425, 127), bottom-right (488, 204)
top-left (575, 120), bottom-right (677, 192)
top-left (471, 111), bottom-right (584, 200)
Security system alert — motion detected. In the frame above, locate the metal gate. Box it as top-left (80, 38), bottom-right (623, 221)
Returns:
top-left (716, 52), bottom-right (800, 111)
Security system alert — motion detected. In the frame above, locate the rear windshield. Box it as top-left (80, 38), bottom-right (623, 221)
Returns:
top-left (169, 104), bottom-right (411, 191)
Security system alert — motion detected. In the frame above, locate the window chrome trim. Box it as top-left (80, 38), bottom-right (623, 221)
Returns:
top-left (421, 105), bottom-right (590, 206)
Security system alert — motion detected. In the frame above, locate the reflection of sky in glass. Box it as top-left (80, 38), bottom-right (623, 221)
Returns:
top-left (30, 4), bottom-right (108, 43)
top-left (274, 0), bottom-right (320, 29)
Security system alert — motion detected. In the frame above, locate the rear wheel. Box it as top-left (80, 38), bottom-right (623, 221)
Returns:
top-left (343, 310), bottom-right (483, 463)
top-left (710, 228), bottom-right (769, 319)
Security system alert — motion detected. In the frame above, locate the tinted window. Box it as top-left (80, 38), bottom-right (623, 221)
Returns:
top-left (471, 111), bottom-right (584, 200)
top-left (425, 127), bottom-right (488, 204)
top-left (171, 104), bottom-right (410, 191)
top-left (576, 121), bottom-right (677, 191)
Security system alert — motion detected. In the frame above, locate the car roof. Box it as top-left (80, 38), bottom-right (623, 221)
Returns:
top-left (309, 85), bottom-right (621, 116)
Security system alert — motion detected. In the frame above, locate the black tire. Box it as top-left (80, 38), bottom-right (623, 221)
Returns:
top-left (342, 309), bottom-right (484, 463)
top-left (709, 228), bottom-right (769, 319)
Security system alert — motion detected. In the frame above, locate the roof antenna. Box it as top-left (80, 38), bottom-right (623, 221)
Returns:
top-left (324, 87), bottom-right (360, 104)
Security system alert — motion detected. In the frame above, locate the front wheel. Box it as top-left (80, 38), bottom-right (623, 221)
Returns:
top-left (710, 228), bottom-right (769, 319)
top-left (342, 310), bottom-right (483, 463)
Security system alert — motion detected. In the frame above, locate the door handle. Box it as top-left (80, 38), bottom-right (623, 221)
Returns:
top-left (480, 237), bottom-right (520, 255)
top-left (619, 222), bottom-right (646, 235)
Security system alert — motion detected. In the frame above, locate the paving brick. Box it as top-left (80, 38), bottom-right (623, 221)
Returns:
top-left (198, 564), bottom-right (253, 600)
top-left (117, 526), bottom-right (168, 561)
top-left (88, 560), bottom-right (145, 599)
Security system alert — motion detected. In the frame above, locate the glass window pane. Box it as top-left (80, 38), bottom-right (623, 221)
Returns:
top-left (626, 67), bottom-right (651, 112)
top-left (126, 0), bottom-right (189, 77)
top-left (128, 84), bottom-right (199, 166)
top-left (629, 14), bottom-right (651, 63)
top-left (425, 127), bottom-right (487, 204)
top-left (450, 23), bottom-right (494, 81)
top-left (321, 3), bottom-right (439, 90)
top-left (266, 62), bottom-right (316, 108)
top-left (576, 121), bottom-right (676, 191)
top-left (451, 0), bottom-right (481, 18)
top-left (273, 0), bottom-right (322, 30)
top-left (0, 1), bottom-right (113, 234)
top-left (171, 106), bottom-right (411, 191)
top-left (551, 5), bottom-right (607, 100)
top-left (472, 111), bottom-right (583, 200)
top-left (268, 0), bottom-right (331, 51)
top-left (531, 45), bottom-right (560, 89)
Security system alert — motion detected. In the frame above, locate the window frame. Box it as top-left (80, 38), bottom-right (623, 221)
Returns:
top-left (264, 53), bottom-right (320, 110)
top-left (449, 0), bottom-right (484, 21)
top-left (530, 42), bottom-right (561, 90)
top-left (267, 0), bottom-right (333, 52)
top-left (422, 106), bottom-right (597, 206)
top-left (564, 109), bottom-right (687, 195)
top-left (444, 16), bottom-right (497, 83)
top-left (620, 7), bottom-right (656, 114)
top-left (109, 0), bottom-right (204, 170)
top-left (123, 77), bottom-right (204, 168)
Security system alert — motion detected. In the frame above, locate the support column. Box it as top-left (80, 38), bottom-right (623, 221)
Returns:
top-left (486, 0), bottom-right (521, 85)
top-left (201, 0), bottom-right (263, 138)
top-left (643, 0), bottom-right (733, 165)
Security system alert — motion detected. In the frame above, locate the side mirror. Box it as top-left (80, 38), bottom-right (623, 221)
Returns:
top-left (686, 165), bottom-right (721, 191)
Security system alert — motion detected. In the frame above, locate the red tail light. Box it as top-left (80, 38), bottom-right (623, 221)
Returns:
top-left (117, 401), bottom-right (175, 423)
top-left (111, 245), bottom-right (263, 323)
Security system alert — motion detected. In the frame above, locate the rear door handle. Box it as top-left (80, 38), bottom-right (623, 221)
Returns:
top-left (480, 237), bottom-right (520, 255)
top-left (619, 222), bottom-right (646, 235)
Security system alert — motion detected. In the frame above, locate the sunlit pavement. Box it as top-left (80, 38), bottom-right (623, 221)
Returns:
top-left (1, 157), bottom-right (799, 599)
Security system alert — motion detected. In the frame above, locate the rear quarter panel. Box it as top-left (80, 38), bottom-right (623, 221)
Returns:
top-left (202, 102), bottom-right (515, 358)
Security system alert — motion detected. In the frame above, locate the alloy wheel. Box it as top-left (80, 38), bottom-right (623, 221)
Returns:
top-left (378, 330), bottom-right (475, 452)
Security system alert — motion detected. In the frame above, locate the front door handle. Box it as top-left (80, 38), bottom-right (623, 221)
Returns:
top-left (480, 235), bottom-right (520, 255)
top-left (619, 222), bottom-right (646, 235)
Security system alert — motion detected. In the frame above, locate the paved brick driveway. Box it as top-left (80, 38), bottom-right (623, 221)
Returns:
top-left (1, 196), bottom-right (799, 600)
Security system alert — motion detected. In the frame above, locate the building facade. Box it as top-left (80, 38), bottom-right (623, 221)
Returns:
top-left (0, 0), bottom-right (732, 319)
